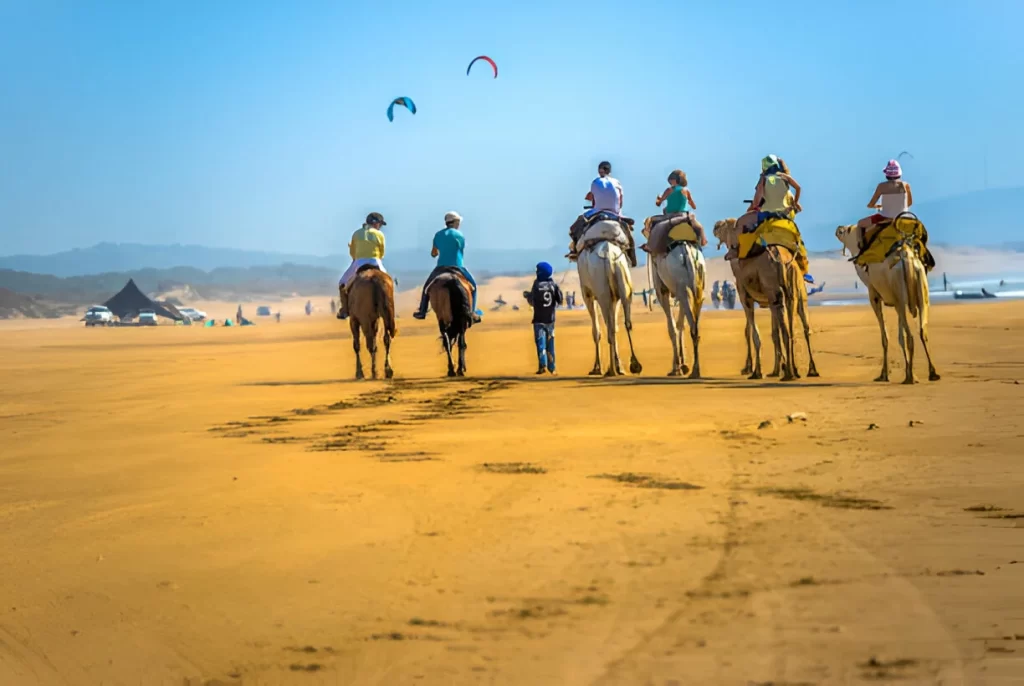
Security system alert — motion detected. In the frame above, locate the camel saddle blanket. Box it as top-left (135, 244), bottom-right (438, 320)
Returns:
top-left (576, 220), bottom-right (630, 253)
top-left (738, 217), bottom-right (809, 271)
top-left (644, 213), bottom-right (697, 254)
top-left (853, 216), bottom-right (935, 272)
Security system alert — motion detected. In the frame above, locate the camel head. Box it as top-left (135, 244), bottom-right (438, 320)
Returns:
top-left (713, 218), bottom-right (738, 251)
top-left (835, 225), bottom-right (858, 257)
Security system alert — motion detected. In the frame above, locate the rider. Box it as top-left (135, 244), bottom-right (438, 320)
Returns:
top-left (643, 169), bottom-right (708, 254)
top-left (337, 212), bottom-right (387, 320)
top-left (857, 159), bottom-right (914, 233)
top-left (412, 211), bottom-right (483, 322)
top-left (568, 161), bottom-right (637, 267)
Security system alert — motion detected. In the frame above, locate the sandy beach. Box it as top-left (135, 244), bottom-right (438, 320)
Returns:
top-left (1, 301), bottom-right (1022, 685)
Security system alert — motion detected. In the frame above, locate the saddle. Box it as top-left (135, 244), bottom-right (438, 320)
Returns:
top-left (853, 212), bottom-right (935, 271)
top-left (424, 267), bottom-right (474, 295)
top-left (738, 216), bottom-right (809, 273)
top-left (576, 218), bottom-right (632, 254)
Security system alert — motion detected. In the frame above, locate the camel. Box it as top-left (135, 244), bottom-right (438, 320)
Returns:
top-left (712, 219), bottom-right (819, 381)
top-left (835, 225), bottom-right (939, 384)
top-left (576, 220), bottom-right (643, 376)
top-left (344, 267), bottom-right (396, 380)
top-left (651, 241), bottom-right (706, 378)
top-left (427, 270), bottom-right (474, 377)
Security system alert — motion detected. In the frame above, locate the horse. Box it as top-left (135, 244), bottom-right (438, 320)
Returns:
top-left (576, 220), bottom-right (643, 377)
top-left (346, 267), bottom-right (396, 380)
top-left (427, 270), bottom-right (474, 377)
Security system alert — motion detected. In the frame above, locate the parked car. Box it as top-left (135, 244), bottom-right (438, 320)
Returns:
top-left (84, 306), bottom-right (114, 326)
top-left (178, 307), bottom-right (207, 321)
top-left (256, 306), bottom-right (271, 316)
top-left (138, 309), bottom-right (158, 326)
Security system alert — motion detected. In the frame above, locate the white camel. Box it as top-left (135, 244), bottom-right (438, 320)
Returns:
top-left (651, 241), bottom-right (706, 378)
top-left (836, 225), bottom-right (940, 384)
top-left (576, 220), bottom-right (643, 376)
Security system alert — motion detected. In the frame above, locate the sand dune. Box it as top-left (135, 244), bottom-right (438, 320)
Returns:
top-left (1, 302), bottom-right (1023, 685)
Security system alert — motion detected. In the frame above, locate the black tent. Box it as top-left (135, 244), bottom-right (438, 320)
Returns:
top-left (103, 279), bottom-right (184, 321)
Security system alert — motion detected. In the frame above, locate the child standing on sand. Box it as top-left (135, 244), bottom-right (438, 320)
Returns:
top-left (523, 262), bottom-right (563, 375)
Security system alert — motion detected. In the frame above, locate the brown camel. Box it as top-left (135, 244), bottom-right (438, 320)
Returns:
top-left (712, 219), bottom-right (819, 381)
top-left (427, 270), bottom-right (474, 377)
top-left (343, 267), bottom-right (396, 380)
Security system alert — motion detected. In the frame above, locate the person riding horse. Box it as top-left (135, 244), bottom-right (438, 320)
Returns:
top-left (337, 212), bottom-right (388, 320)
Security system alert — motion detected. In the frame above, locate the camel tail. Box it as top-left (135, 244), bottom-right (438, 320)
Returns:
top-left (688, 245), bottom-right (705, 316)
top-left (900, 244), bottom-right (919, 319)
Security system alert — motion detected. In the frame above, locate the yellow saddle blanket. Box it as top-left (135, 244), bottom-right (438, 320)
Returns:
top-left (667, 222), bottom-right (698, 244)
top-left (738, 217), bottom-right (809, 272)
top-left (853, 216), bottom-right (933, 271)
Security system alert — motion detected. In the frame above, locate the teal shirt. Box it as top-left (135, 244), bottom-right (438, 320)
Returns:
top-left (433, 228), bottom-right (465, 268)
top-left (665, 186), bottom-right (688, 214)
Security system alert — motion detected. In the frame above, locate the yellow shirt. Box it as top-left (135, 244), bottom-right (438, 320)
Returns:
top-left (760, 174), bottom-right (790, 213)
top-left (349, 225), bottom-right (385, 260)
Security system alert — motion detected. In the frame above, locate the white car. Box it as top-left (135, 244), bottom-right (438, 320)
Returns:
top-left (84, 306), bottom-right (114, 326)
top-left (178, 307), bottom-right (207, 322)
top-left (138, 309), bottom-right (158, 326)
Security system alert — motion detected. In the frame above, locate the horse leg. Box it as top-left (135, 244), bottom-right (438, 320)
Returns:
top-left (456, 330), bottom-right (467, 377)
top-left (366, 320), bottom-right (379, 380)
top-left (350, 319), bottom-right (364, 380)
top-left (383, 330), bottom-right (394, 379)
top-left (584, 293), bottom-right (602, 376)
top-left (621, 291), bottom-right (642, 375)
top-left (869, 287), bottom-right (889, 382)
top-left (797, 291), bottom-right (819, 377)
top-left (441, 326), bottom-right (456, 377)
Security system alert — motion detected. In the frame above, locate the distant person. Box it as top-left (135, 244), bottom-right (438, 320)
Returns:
top-left (236, 305), bottom-right (243, 322)
top-left (275, 312), bottom-right (281, 323)
top-left (337, 212), bottom-right (387, 320)
top-left (523, 262), bottom-right (563, 375)
top-left (412, 211), bottom-right (483, 322)
top-left (330, 298), bottom-right (336, 314)
top-left (305, 300), bottom-right (312, 316)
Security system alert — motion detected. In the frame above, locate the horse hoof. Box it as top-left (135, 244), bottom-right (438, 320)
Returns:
top-left (689, 370), bottom-right (701, 380)
top-left (781, 374), bottom-right (795, 382)
top-left (680, 365), bottom-right (690, 375)
top-left (385, 368), bottom-right (394, 379)
top-left (589, 369), bottom-right (602, 376)
top-left (807, 369), bottom-right (820, 378)
top-left (874, 375), bottom-right (888, 383)
top-left (748, 372), bottom-right (763, 380)
top-left (767, 372), bottom-right (780, 378)
top-left (355, 372), bottom-right (365, 381)
top-left (457, 370), bottom-right (466, 377)
top-left (741, 367), bottom-right (753, 376)
top-left (447, 370), bottom-right (457, 378)
top-left (630, 361), bottom-right (643, 375)
top-left (902, 378), bottom-right (917, 385)
top-left (667, 370), bottom-right (683, 377)
top-left (929, 372), bottom-right (941, 382)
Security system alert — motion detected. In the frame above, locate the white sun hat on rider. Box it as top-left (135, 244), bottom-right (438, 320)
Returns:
top-left (444, 211), bottom-right (463, 225)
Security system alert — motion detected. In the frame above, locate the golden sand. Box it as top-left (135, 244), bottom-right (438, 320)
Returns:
top-left (1, 302), bottom-right (1022, 685)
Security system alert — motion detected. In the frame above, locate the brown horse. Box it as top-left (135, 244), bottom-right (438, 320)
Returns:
top-left (345, 267), bottom-right (397, 380)
top-left (427, 270), bottom-right (474, 377)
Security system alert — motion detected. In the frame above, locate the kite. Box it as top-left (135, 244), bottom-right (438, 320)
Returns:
top-left (387, 97), bottom-right (416, 122)
top-left (897, 150), bottom-right (914, 161)
top-left (466, 55), bottom-right (498, 78)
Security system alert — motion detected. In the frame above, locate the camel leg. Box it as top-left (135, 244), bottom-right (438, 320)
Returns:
top-left (383, 331), bottom-right (394, 380)
top-left (740, 300), bottom-right (754, 376)
top-left (774, 295), bottom-right (795, 382)
top-left (456, 331), bottom-right (467, 377)
top-left (868, 288), bottom-right (890, 382)
top-left (584, 294), bottom-right (603, 376)
top-left (604, 298), bottom-right (622, 377)
top-left (896, 300), bottom-right (916, 385)
top-left (621, 293), bottom-right (642, 375)
top-left (365, 320), bottom-right (379, 380)
top-left (796, 292), bottom-right (819, 377)
top-left (785, 284), bottom-right (800, 380)
top-left (768, 314), bottom-right (782, 377)
top-left (915, 272), bottom-right (941, 382)
top-left (684, 288), bottom-right (701, 379)
top-left (657, 277), bottom-right (682, 376)
top-left (742, 293), bottom-right (763, 380)
top-left (350, 319), bottom-right (364, 380)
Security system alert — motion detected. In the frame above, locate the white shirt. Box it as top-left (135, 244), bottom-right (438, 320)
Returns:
top-left (590, 175), bottom-right (623, 214)
top-left (880, 187), bottom-right (909, 219)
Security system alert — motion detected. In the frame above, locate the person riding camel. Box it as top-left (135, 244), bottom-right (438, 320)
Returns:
top-left (567, 161), bottom-right (637, 267)
top-left (412, 211), bottom-right (483, 323)
top-left (337, 212), bottom-right (388, 320)
top-left (857, 159), bottom-right (914, 235)
top-left (641, 169), bottom-right (708, 255)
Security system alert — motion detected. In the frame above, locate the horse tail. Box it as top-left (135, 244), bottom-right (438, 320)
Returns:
top-left (445, 276), bottom-right (472, 334)
top-left (377, 275), bottom-right (397, 338)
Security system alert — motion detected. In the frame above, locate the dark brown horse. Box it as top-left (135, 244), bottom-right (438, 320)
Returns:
top-left (427, 270), bottom-right (474, 377)
top-left (345, 267), bottom-right (397, 380)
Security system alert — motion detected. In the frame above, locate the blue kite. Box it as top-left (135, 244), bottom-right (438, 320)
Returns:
top-left (387, 96), bottom-right (416, 122)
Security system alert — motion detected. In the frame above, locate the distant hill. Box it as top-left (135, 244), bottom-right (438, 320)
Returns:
top-left (0, 241), bottom-right (557, 279)
top-left (0, 288), bottom-right (77, 319)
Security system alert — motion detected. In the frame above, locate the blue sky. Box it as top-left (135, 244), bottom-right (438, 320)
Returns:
top-left (1, 0), bottom-right (1022, 256)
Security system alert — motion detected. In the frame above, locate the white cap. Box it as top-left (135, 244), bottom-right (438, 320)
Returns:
top-left (444, 211), bottom-right (462, 225)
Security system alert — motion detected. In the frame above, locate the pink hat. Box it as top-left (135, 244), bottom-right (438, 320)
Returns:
top-left (884, 159), bottom-right (902, 179)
